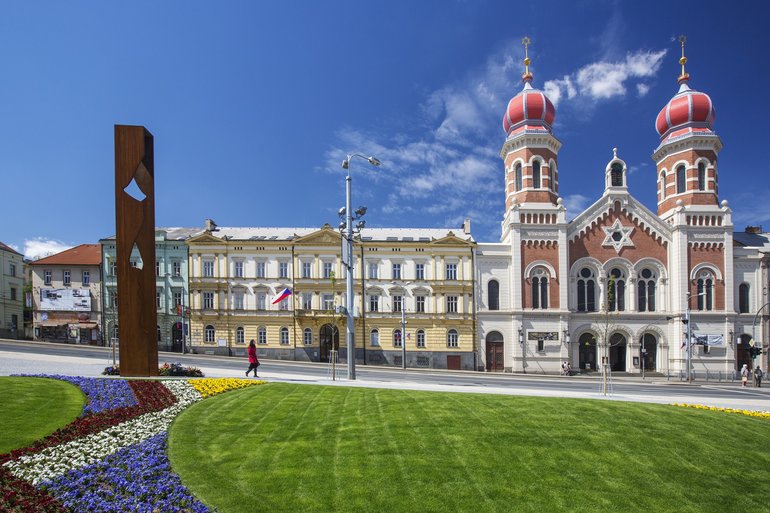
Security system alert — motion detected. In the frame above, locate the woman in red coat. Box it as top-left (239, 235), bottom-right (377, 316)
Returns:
top-left (246, 340), bottom-right (260, 377)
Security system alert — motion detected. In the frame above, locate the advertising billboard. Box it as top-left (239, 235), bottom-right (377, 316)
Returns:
top-left (40, 288), bottom-right (91, 312)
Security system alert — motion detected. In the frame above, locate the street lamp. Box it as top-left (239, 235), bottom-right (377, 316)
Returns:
top-left (685, 291), bottom-right (706, 384)
top-left (340, 153), bottom-right (380, 380)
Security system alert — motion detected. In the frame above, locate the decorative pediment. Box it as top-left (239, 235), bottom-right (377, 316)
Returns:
top-left (430, 232), bottom-right (475, 246)
top-left (186, 232), bottom-right (226, 245)
top-left (294, 226), bottom-right (342, 246)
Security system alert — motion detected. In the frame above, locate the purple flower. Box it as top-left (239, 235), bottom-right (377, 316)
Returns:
top-left (15, 374), bottom-right (138, 415)
top-left (41, 433), bottom-right (211, 512)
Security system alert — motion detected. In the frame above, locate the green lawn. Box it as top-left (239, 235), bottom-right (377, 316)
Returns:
top-left (169, 383), bottom-right (770, 513)
top-left (0, 377), bottom-right (84, 454)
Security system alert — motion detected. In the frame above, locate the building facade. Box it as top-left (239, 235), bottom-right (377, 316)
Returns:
top-left (186, 223), bottom-right (477, 369)
top-left (100, 228), bottom-right (198, 352)
top-left (0, 242), bottom-right (24, 339)
top-left (30, 244), bottom-right (103, 344)
top-left (475, 43), bottom-right (767, 376)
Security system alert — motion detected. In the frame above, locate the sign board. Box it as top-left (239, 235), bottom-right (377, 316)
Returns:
top-left (527, 331), bottom-right (559, 341)
top-left (40, 288), bottom-right (91, 312)
top-left (691, 334), bottom-right (725, 347)
top-left (217, 338), bottom-right (227, 347)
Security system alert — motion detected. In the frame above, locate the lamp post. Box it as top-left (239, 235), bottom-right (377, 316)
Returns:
top-left (340, 153), bottom-right (380, 380)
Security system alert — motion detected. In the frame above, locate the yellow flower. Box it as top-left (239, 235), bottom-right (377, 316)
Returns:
top-left (187, 378), bottom-right (267, 398)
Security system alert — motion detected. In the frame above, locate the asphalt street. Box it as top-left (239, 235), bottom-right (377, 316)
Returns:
top-left (1, 339), bottom-right (768, 412)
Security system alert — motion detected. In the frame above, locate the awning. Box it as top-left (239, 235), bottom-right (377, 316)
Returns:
top-left (38, 321), bottom-right (68, 327)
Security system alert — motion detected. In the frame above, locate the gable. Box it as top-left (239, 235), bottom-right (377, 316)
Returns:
top-left (293, 226), bottom-right (341, 245)
top-left (569, 203), bottom-right (668, 266)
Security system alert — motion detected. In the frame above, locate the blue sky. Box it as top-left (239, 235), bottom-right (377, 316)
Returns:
top-left (2, 0), bottom-right (769, 259)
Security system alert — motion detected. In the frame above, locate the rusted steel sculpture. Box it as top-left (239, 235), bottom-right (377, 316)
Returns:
top-left (114, 125), bottom-right (158, 376)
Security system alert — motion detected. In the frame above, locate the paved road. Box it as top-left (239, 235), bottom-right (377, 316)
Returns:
top-left (2, 339), bottom-right (768, 411)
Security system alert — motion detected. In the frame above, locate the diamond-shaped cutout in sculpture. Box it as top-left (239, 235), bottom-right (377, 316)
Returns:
top-left (131, 242), bottom-right (144, 269)
top-left (124, 177), bottom-right (146, 202)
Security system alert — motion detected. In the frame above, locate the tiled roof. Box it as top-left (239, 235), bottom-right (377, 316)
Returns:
top-left (0, 241), bottom-right (22, 256)
top-left (210, 226), bottom-right (474, 242)
top-left (29, 244), bottom-right (102, 266)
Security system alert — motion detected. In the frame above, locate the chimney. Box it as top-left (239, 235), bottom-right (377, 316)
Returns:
top-left (745, 225), bottom-right (763, 234)
top-left (461, 218), bottom-right (471, 235)
top-left (205, 219), bottom-right (218, 233)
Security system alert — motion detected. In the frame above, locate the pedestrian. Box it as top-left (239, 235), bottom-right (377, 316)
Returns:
top-left (246, 340), bottom-right (260, 377)
top-left (740, 363), bottom-right (749, 387)
top-left (561, 361), bottom-right (567, 376)
top-left (565, 361), bottom-right (572, 376)
top-left (755, 366), bottom-right (763, 388)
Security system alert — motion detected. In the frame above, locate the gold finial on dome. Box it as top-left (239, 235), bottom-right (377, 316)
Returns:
top-left (521, 36), bottom-right (533, 83)
top-left (678, 34), bottom-right (690, 84)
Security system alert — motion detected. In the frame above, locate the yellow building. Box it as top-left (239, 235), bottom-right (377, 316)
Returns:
top-left (186, 222), bottom-right (477, 369)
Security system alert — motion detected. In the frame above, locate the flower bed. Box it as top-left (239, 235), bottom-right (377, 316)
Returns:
top-left (103, 362), bottom-right (204, 377)
top-left (0, 376), bottom-right (266, 512)
top-left (671, 403), bottom-right (770, 419)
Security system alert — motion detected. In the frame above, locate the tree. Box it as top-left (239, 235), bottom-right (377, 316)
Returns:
top-left (591, 273), bottom-right (621, 395)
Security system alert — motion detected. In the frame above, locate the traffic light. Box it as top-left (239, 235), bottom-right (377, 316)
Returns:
top-left (749, 346), bottom-right (763, 358)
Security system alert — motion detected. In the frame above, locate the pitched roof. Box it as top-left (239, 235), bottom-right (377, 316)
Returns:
top-left (0, 241), bottom-right (22, 256)
top-left (29, 244), bottom-right (102, 266)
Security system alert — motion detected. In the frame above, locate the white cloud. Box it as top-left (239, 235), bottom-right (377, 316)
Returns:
top-left (24, 238), bottom-right (72, 260)
top-left (544, 49), bottom-right (667, 105)
top-left (562, 194), bottom-right (591, 215)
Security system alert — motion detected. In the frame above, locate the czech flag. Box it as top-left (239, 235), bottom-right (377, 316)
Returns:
top-left (272, 287), bottom-right (292, 305)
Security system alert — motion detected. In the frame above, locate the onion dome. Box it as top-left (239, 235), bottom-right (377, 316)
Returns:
top-left (502, 37), bottom-right (556, 137)
top-left (655, 35), bottom-right (716, 140)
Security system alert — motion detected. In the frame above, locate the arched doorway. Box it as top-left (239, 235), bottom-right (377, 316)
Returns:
top-left (609, 333), bottom-right (627, 372)
top-left (172, 322), bottom-right (183, 353)
top-left (578, 333), bottom-right (597, 371)
top-left (640, 333), bottom-right (657, 372)
top-left (485, 331), bottom-right (504, 372)
top-left (319, 324), bottom-right (339, 363)
top-left (737, 334), bottom-right (752, 371)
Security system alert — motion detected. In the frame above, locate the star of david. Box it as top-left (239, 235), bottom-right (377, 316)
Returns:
top-left (601, 219), bottom-right (634, 253)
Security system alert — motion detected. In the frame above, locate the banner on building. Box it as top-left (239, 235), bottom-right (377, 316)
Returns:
top-left (40, 288), bottom-right (91, 312)
top-left (692, 334), bottom-right (724, 347)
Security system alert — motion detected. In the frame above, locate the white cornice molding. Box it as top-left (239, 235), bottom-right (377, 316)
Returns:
top-left (500, 132), bottom-right (562, 158)
top-left (652, 133), bottom-right (723, 162)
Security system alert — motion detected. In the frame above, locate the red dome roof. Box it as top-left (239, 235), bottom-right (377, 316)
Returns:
top-left (502, 82), bottom-right (556, 135)
top-left (655, 83), bottom-right (715, 138)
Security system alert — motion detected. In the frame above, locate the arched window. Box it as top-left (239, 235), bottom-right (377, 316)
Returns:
top-left (550, 161), bottom-right (558, 191)
top-left (607, 268), bottom-right (626, 312)
top-left (532, 160), bottom-right (541, 189)
top-left (637, 268), bottom-right (656, 312)
top-left (236, 326), bottom-right (245, 344)
top-left (370, 328), bottom-right (379, 347)
top-left (205, 325), bottom-right (215, 343)
top-left (488, 280), bottom-right (499, 310)
top-left (280, 327), bottom-right (289, 345)
top-left (696, 271), bottom-right (714, 311)
top-left (447, 329), bottom-right (459, 347)
top-left (676, 165), bottom-right (686, 194)
top-left (659, 171), bottom-right (666, 199)
top-left (739, 283), bottom-right (750, 314)
top-left (515, 163), bottom-right (522, 192)
top-left (610, 163), bottom-right (623, 187)
top-left (258, 326), bottom-right (267, 344)
top-left (531, 266), bottom-right (549, 309)
top-left (393, 329), bottom-right (402, 348)
top-left (303, 328), bottom-right (313, 345)
top-left (577, 267), bottom-right (596, 312)
top-left (416, 329), bottom-right (426, 348)
top-left (697, 162), bottom-right (706, 191)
